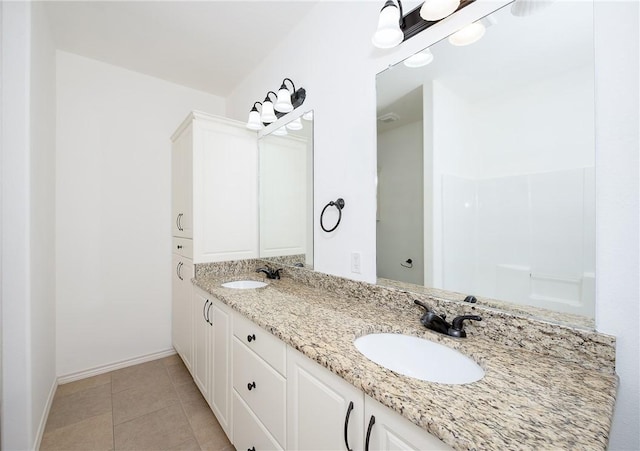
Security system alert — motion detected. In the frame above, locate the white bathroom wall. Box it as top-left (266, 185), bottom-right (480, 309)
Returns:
top-left (377, 120), bottom-right (424, 285)
top-left (593, 2), bottom-right (640, 450)
top-left (1, 2), bottom-right (57, 449)
top-left (29, 2), bottom-right (58, 445)
top-left (55, 52), bottom-right (225, 377)
top-left (226, 1), bottom-right (639, 448)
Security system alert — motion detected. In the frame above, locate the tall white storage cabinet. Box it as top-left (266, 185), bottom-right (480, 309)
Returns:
top-left (171, 111), bottom-right (258, 263)
top-left (171, 111), bottom-right (257, 385)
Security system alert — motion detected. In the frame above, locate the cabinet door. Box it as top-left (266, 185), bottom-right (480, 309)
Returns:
top-left (193, 290), bottom-right (210, 399)
top-left (172, 123), bottom-right (193, 238)
top-left (193, 120), bottom-right (257, 262)
top-left (172, 254), bottom-right (193, 371)
top-left (364, 396), bottom-right (453, 451)
top-left (287, 347), bottom-right (364, 451)
top-left (209, 298), bottom-right (231, 439)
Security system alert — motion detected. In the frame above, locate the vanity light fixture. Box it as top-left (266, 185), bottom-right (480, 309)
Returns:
top-left (246, 101), bottom-right (263, 130)
top-left (261, 91), bottom-right (278, 123)
top-left (286, 117), bottom-right (303, 131)
top-left (372, 0), bottom-right (475, 49)
top-left (246, 78), bottom-right (307, 130)
top-left (403, 48), bottom-right (434, 68)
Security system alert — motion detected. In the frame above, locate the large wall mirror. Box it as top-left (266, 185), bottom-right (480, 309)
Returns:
top-left (259, 111), bottom-right (314, 268)
top-left (376, 1), bottom-right (595, 327)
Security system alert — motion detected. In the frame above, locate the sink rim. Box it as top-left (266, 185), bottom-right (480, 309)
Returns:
top-left (220, 280), bottom-right (269, 289)
top-left (354, 332), bottom-right (485, 385)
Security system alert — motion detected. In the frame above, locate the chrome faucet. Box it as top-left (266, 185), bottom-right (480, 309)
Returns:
top-left (414, 300), bottom-right (482, 338)
top-left (255, 266), bottom-right (282, 280)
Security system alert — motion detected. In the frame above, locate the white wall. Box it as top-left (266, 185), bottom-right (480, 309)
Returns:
top-left (56, 52), bottom-right (225, 377)
top-left (29, 2), bottom-right (57, 445)
top-left (226, 1), bottom-right (639, 448)
top-left (377, 120), bottom-right (424, 285)
top-left (593, 2), bottom-right (640, 450)
top-left (1, 2), bottom-right (57, 449)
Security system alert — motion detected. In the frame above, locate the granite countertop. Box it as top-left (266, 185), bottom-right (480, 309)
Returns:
top-left (193, 272), bottom-right (617, 451)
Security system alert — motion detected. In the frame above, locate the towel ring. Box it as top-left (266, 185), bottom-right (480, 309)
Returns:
top-left (320, 198), bottom-right (345, 233)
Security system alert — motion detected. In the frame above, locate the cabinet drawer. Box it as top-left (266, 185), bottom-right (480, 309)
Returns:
top-left (172, 237), bottom-right (193, 259)
top-left (233, 390), bottom-right (282, 451)
top-left (233, 337), bottom-right (286, 447)
top-left (233, 312), bottom-right (286, 376)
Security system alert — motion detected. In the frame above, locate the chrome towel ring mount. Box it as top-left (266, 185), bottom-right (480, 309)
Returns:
top-left (320, 198), bottom-right (345, 233)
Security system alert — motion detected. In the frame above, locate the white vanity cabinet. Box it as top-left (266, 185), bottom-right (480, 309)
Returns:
top-left (191, 287), bottom-right (232, 439)
top-left (287, 346), bottom-right (364, 451)
top-left (232, 311), bottom-right (287, 450)
top-left (171, 111), bottom-right (258, 264)
top-left (192, 289), bottom-right (211, 400)
top-left (171, 238), bottom-right (193, 371)
top-left (364, 396), bottom-right (453, 451)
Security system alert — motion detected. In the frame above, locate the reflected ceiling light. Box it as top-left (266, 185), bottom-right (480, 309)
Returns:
top-left (420, 0), bottom-right (460, 21)
top-left (261, 91), bottom-right (278, 123)
top-left (246, 102), bottom-right (263, 130)
top-left (372, 0), bottom-right (404, 49)
top-left (302, 111), bottom-right (313, 121)
top-left (286, 117), bottom-right (303, 131)
top-left (448, 21), bottom-right (485, 46)
top-left (511, 0), bottom-right (556, 17)
top-left (273, 126), bottom-right (288, 136)
top-left (403, 48), bottom-right (434, 68)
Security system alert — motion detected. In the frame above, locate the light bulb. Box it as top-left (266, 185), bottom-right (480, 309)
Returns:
top-left (274, 87), bottom-right (294, 113)
top-left (420, 0), bottom-right (460, 21)
top-left (246, 109), bottom-right (262, 130)
top-left (403, 49), bottom-right (434, 68)
top-left (448, 22), bottom-right (486, 46)
top-left (261, 99), bottom-right (277, 123)
top-left (286, 117), bottom-right (303, 131)
top-left (372, 2), bottom-right (403, 49)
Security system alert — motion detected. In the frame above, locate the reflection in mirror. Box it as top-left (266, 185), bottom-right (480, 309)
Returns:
top-left (259, 111), bottom-right (314, 269)
top-left (376, 1), bottom-right (595, 327)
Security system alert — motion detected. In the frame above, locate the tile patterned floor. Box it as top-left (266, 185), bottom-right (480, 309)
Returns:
top-left (41, 355), bottom-right (234, 451)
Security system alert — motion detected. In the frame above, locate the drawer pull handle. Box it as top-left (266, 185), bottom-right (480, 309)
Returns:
top-left (247, 381), bottom-right (256, 391)
top-left (247, 334), bottom-right (256, 342)
top-left (365, 415), bottom-right (376, 451)
top-left (177, 245), bottom-right (183, 250)
top-left (344, 401), bottom-right (354, 451)
top-left (248, 448), bottom-right (256, 451)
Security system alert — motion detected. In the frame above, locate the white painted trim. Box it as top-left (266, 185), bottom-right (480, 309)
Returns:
top-left (33, 378), bottom-right (57, 450)
top-left (57, 348), bottom-right (177, 385)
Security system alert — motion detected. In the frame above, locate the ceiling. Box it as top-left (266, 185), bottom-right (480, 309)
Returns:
top-left (45, 1), bottom-right (318, 97)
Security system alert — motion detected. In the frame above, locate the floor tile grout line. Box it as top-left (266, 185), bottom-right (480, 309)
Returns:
top-left (170, 365), bottom-right (205, 450)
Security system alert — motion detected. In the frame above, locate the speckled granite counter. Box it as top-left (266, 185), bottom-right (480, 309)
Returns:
top-left (193, 264), bottom-right (617, 451)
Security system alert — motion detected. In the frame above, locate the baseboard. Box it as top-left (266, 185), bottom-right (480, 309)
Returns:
top-left (57, 348), bottom-right (177, 385)
top-left (34, 377), bottom-right (58, 450)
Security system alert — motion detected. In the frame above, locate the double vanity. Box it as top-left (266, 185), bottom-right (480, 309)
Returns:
top-left (172, 259), bottom-right (617, 451)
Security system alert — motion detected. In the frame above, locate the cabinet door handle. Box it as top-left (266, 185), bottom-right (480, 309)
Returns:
top-left (247, 334), bottom-right (256, 342)
top-left (206, 302), bottom-right (213, 325)
top-left (203, 299), bottom-right (209, 322)
top-left (176, 262), bottom-right (183, 281)
top-left (177, 213), bottom-right (184, 231)
top-left (343, 401), bottom-right (354, 451)
top-left (247, 381), bottom-right (256, 390)
top-left (365, 415), bottom-right (376, 451)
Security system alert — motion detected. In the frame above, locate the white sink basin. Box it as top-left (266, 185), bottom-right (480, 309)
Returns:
top-left (354, 333), bottom-right (484, 384)
top-left (221, 280), bottom-right (268, 289)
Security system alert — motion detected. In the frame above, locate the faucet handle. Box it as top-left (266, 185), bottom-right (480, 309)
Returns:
top-left (414, 299), bottom-right (431, 312)
top-left (449, 315), bottom-right (482, 338)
